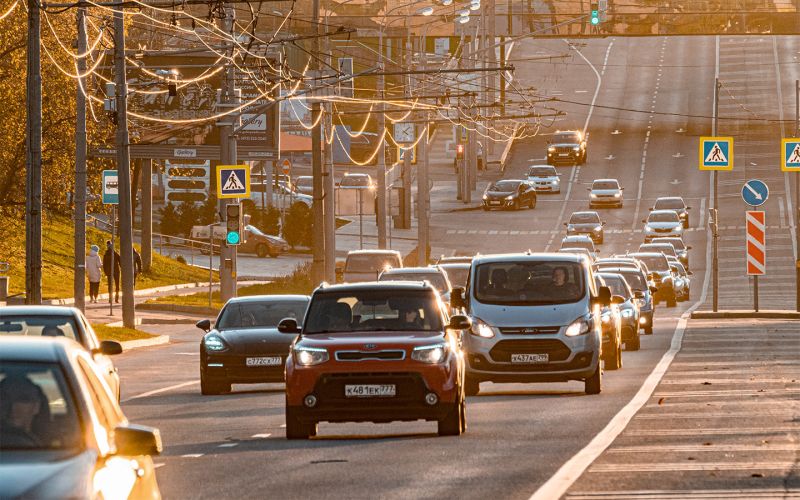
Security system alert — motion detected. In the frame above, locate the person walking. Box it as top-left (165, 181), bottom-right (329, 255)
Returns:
top-left (133, 247), bottom-right (143, 287)
top-left (86, 245), bottom-right (103, 303)
top-left (102, 240), bottom-right (121, 304)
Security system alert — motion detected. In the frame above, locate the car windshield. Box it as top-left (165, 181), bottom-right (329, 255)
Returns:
top-left (0, 316), bottom-right (80, 343)
top-left (488, 180), bottom-right (520, 192)
top-left (641, 244), bottom-right (677, 256)
top-left (0, 362), bottom-right (82, 451)
top-left (554, 132), bottom-right (579, 142)
top-left (570, 213), bottom-right (600, 224)
top-left (217, 300), bottom-right (309, 329)
top-left (341, 175), bottom-right (370, 186)
top-left (599, 275), bottom-right (632, 299)
top-left (649, 212), bottom-right (680, 223)
top-left (613, 269), bottom-right (648, 291)
top-left (593, 181), bottom-right (619, 190)
top-left (440, 265), bottom-right (470, 288)
top-left (529, 166), bottom-right (556, 176)
top-left (345, 254), bottom-right (400, 272)
top-left (561, 239), bottom-right (594, 252)
top-left (380, 273), bottom-right (449, 294)
top-left (304, 290), bottom-right (443, 334)
top-left (248, 225), bottom-right (265, 237)
top-left (655, 238), bottom-right (686, 250)
top-left (655, 198), bottom-right (684, 210)
top-left (633, 254), bottom-right (669, 272)
top-left (473, 261), bottom-right (586, 305)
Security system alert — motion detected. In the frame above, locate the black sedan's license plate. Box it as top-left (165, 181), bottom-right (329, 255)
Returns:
top-left (246, 356), bottom-right (282, 367)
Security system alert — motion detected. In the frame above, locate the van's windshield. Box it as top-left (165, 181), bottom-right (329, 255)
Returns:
top-left (473, 261), bottom-right (585, 305)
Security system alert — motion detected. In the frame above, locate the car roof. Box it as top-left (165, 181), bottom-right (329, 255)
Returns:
top-left (649, 209), bottom-right (680, 216)
top-left (571, 210), bottom-right (599, 216)
top-left (592, 178), bottom-right (619, 184)
top-left (346, 249), bottom-right (401, 256)
top-left (473, 253), bottom-right (584, 265)
top-left (597, 266), bottom-right (643, 274)
top-left (562, 234), bottom-right (593, 241)
top-left (226, 295), bottom-right (309, 304)
top-left (655, 196), bottom-right (684, 202)
top-left (437, 262), bottom-right (470, 268)
top-left (629, 252), bottom-right (666, 258)
top-left (0, 305), bottom-right (80, 317)
top-left (316, 281), bottom-right (436, 293)
top-left (0, 336), bottom-right (79, 363)
top-left (382, 267), bottom-right (443, 274)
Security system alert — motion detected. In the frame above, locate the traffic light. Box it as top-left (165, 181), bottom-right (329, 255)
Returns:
top-left (590, 2), bottom-right (600, 25)
top-left (226, 203), bottom-right (242, 246)
top-left (456, 144), bottom-right (464, 160)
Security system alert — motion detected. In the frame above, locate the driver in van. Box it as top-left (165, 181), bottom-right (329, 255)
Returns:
top-left (549, 267), bottom-right (579, 300)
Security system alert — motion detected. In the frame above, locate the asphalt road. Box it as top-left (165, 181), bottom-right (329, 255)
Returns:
top-left (113, 35), bottom-right (800, 499)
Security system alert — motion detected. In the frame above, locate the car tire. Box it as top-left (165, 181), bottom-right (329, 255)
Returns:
top-left (269, 251), bottom-right (279, 258)
top-left (667, 295), bottom-right (677, 308)
top-left (605, 338), bottom-right (622, 370)
top-left (645, 325), bottom-right (653, 335)
top-left (256, 244), bottom-right (268, 258)
top-left (513, 200), bottom-right (520, 210)
top-left (285, 405), bottom-right (316, 440)
top-left (627, 332), bottom-right (641, 351)
top-left (438, 400), bottom-right (464, 436)
top-left (529, 197), bottom-right (537, 209)
top-left (482, 205), bottom-right (490, 211)
top-left (464, 375), bottom-right (480, 396)
top-left (585, 363), bottom-right (602, 395)
top-left (200, 372), bottom-right (229, 395)
top-left (598, 235), bottom-right (604, 245)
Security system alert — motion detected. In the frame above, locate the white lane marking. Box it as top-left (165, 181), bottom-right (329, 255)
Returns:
top-left (181, 454), bottom-right (204, 458)
top-left (529, 204), bottom-right (713, 500)
top-left (696, 197), bottom-right (706, 229)
top-left (218, 442), bottom-right (239, 448)
top-left (590, 462), bottom-right (795, 473)
top-left (121, 380), bottom-right (199, 403)
top-left (567, 488), bottom-right (800, 499)
top-left (774, 36), bottom-right (797, 256)
top-left (154, 463), bottom-right (166, 469)
top-left (176, 352), bottom-right (199, 356)
top-left (252, 433), bottom-right (272, 439)
top-left (625, 427), bottom-right (798, 436)
top-left (607, 443), bottom-right (799, 453)
top-left (779, 197), bottom-right (786, 227)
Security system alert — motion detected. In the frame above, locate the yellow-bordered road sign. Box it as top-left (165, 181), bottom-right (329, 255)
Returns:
top-left (699, 136), bottom-right (733, 171)
top-left (216, 165), bottom-right (250, 199)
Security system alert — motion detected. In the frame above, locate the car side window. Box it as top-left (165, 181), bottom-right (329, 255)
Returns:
top-left (76, 356), bottom-right (124, 430)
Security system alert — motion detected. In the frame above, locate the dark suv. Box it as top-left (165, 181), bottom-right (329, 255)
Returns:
top-left (547, 130), bottom-right (587, 166)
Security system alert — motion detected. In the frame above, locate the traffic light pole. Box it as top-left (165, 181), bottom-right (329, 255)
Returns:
top-left (218, 7), bottom-right (237, 302)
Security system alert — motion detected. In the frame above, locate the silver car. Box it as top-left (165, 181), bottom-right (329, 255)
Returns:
top-left (527, 165), bottom-right (561, 193)
top-left (642, 209), bottom-right (684, 242)
top-left (589, 179), bottom-right (624, 209)
top-left (343, 250), bottom-right (403, 283)
top-left (379, 266), bottom-right (453, 308)
top-left (451, 254), bottom-right (612, 396)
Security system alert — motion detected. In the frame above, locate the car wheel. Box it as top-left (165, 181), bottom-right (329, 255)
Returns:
top-left (645, 326), bottom-right (653, 335)
top-left (530, 197), bottom-right (537, 209)
top-left (256, 243), bottom-right (268, 258)
top-left (605, 338), bottom-right (622, 370)
top-left (598, 235), bottom-right (604, 245)
top-left (585, 363), bottom-right (602, 395)
top-left (683, 220), bottom-right (689, 229)
top-left (667, 295), bottom-right (677, 308)
top-left (269, 251), bottom-right (279, 258)
top-left (438, 401), bottom-right (463, 436)
top-left (285, 405), bottom-right (316, 440)
top-left (482, 205), bottom-right (490, 211)
top-left (200, 372), bottom-right (228, 395)
top-left (627, 331), bottom-right (641, 351)
top-left (513, 200), bottom-right (520, 210)
top-left (464, 375), bottom-right (480, 396)
top-left (459, 396), bottom-right (467, 433)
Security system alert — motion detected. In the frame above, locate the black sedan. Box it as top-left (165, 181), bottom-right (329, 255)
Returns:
top-left (482, 179), bottom-right (537, 210)
top-left (0, 337), bottom-right (162, 499)
top-left (197, 295), bottom-right (310, 395)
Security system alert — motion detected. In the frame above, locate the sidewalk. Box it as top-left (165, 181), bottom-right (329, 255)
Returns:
top-left (560, 317), bottom-right (800, 498)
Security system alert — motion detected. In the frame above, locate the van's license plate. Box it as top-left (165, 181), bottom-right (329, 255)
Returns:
top-left (345, 384), bottom-right (396, 397)
top-left (511, 353), bottom-right (549, 364)
top-left (246, 356), bottom-right (282, 367)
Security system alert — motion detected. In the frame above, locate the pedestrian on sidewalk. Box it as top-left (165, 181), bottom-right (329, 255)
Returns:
top-left (133, 247), bottom-right (143, 286)
top-left (103, 240), bottom-right (121, 304)
top-left (86, 245), bottom-right (103, 303)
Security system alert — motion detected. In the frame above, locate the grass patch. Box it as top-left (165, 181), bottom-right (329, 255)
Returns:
top-left (0, 212), bottom-right (217, 300)
top-left (147, 262), bottom-right (314, 310)
top-left (92, 323), bottom-right (156, 342)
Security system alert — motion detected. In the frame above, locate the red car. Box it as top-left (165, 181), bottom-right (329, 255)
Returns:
top-left (278, 281), bottom-right (471, 439)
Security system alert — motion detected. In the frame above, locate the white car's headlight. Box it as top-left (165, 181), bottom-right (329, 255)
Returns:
top-left (573, 146), bottom-right (580, 151)
top-left (411, 343), bottom-right (448, 364)
top-left (594, 225), bottom-right (603, 232)
top-left (506, 195), bottom-right (515, 200)
top-left (621, 308), bottom-right (634, 318)
top-left (565, 318), bottom-right (591, 337)
top-left (601, 312), bottom-right (612, 324)
top-left (675, 225), bottom-right (683, 232)
top-left (614, 192), bottom-right (622, 198)
top-left (644, 225), bottom-right (654, 232)
top-left (482, 194), bottom-right (488, 200)
top-left (470, 318), bottom-right (496, 338)
top-left (548, 146), bottom-right (556, 152)
top-left (294, 346), bottom-right (329, 366)
top-left (590, 193), bottom-right (598, 198)
top-left (204, 334), bottom-right (226, 352)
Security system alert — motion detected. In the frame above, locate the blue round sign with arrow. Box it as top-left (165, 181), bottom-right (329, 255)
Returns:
top-left (741, 179), bottom-right (769, 207)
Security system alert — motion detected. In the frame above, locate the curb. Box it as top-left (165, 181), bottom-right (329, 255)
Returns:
top-left (120, 335), bottom-right (170, 351)
top-left (42, 282), bottom-right (213, 306)
top-left (690, 310), bottom-right (800, 320)
top-left (136, 302), bottom-right (219, 316)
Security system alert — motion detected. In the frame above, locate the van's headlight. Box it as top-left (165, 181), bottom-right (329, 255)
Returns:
top-left (411, 343), bottom-right (448, 364)
top-left (294, 346), bottom-right (329, 366)
top-left (565, 319), bottom-right (591, 337)
top-left (470, 318), bottom-right (496, 338)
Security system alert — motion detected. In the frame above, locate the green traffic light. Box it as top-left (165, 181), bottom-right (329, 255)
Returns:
top-left (591, 10), bottom-right (599, 25)
top-left (226, 231), bottom-right (240, 245)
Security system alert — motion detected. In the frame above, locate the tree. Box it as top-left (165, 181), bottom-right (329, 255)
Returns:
top-left (176, 202), bottom-right (199, 237)
top-left (158, 202), bottom-right (180, 235)
top-left (283, 202), bottom-right (312, 248)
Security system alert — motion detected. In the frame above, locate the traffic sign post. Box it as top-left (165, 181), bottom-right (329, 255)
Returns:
top-left (746, 210), bottom-right (766, 312)
top-left (699, 136), bottom-right (734, 171)
top-left (741, 179), bottom-right (769, 207)
top-left (101, 170), bottom-right (119, 316)
top-left (216, 165), bottom-right (250, 199)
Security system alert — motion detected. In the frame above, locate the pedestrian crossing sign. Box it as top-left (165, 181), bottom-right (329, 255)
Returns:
top-left (781, 138), bottom-right (800, 171)
top-left (699, 136), bottom-right (733, 171)
top-left (216, 165), bottom-right (250, 199)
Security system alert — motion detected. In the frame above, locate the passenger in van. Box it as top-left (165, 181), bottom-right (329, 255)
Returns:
top-left (484, 269), bottom-right (510, 295)
top-left (549, 267), bottom-right (579, 300)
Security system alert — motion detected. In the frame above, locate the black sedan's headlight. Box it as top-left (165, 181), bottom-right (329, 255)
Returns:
top-left (204, 334), bottom-right (228, 352)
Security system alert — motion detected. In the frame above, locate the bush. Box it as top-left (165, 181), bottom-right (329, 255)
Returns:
top-left (176, 202), bottom-right (200, 237)
top-left (249, 205), bottom-right (281, 235)
top-left (283, 203), bottom-right (312, 248)
top-left (158, 202), bottom-right (180, 236)
top-left (176, 255), bottom-right (187, 264)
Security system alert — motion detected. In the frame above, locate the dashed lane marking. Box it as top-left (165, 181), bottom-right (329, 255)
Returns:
top-left (121, 380), bottom-right (199, 403)
top-left (589, 462), bottom-right (796, 473)
top-left (567, 489), bottom-right (800, 500)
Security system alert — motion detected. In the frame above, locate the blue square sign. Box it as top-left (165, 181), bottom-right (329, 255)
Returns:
top-left (216, 165), bottom-right (250, 199)
top-left (699, 136), bottom-right (733, 171)
top-left (102, 170), bottom-right (119, 205)
top-left (782, 138), bottom-right (800, 171)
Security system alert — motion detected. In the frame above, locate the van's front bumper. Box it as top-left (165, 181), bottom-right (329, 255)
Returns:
top-left (463, 333), bottom-right (600, 383)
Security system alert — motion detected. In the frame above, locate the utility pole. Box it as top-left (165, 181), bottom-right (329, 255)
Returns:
top-left (795, 79), bottom-right (799, 311)
top-left (142, 159), bottom-right (153, 271)
top-left (218, 7), bottom-right (238, 301)
top-left (74, 7), bottom-right (87, 312)
top-left (322, 7), bottom-right (335, 283)
top-left (311, 0), bottom-right (325, 282)
top-left (376, 30), bottom-right (388, 248)
top-left (712, 77), bottom-right (720, 312)
top-left (26, 0), bottom-right (42, 304)
top-left (487, 0), bottom-right (497, 156)
top-left (113, 3), bottom-right (136, 328)
top-left (418, 40), bottom-right (430, 266)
